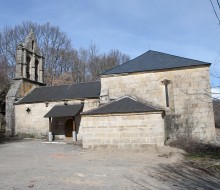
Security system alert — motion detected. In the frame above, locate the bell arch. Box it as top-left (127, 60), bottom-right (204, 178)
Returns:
top-left (35, 59), bottom-right (39, 81)
top-left (15, 29), bottom-right (44, 83)
top-left (26, 56), bottom-right (31, 79)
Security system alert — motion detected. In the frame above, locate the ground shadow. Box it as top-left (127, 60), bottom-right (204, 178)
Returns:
top-left (0, 136), bottom-right (23, 144)
top-left (125, 163), bottom-right (220, 190)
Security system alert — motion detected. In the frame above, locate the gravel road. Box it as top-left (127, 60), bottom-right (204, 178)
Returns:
top-left (0, 140), bottom-right (219, 190)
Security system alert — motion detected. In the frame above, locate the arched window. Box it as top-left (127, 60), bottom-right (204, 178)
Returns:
top-left (26, 56), bottom-right (31, 79)
top-left (35, 60), bottom-right (39, 81)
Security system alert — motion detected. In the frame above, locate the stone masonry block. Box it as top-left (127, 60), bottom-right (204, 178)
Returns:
top-left (107, 133), bottom-right (120, 138)
top-left (112, 138), bottom-right (121, 144)
top-left (121, 132), bottom-right (139, 138)
top-left (94, 133), bottom-right (107, 138)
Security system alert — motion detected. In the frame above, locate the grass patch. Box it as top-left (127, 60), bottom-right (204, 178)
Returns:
top-left (168, 136), bottom-right (220, 174)
top-left (168, 136), bottom-right (220, 159)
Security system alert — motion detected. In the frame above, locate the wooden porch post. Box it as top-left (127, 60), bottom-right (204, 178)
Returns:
top-left (48, 117), bottom-right (53, 142)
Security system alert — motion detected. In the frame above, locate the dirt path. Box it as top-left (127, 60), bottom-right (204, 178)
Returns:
top-left (0, 140), bottom-right (219, 190)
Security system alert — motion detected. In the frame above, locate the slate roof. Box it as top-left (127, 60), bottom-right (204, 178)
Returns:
top-left (81, 96), bottom-right (163, 115)
top-left (101, 50), bottom-right (211, 75)
top-left (44, 104), bottom-right (83, 118)
top-left (16, 81), bottom-right (101, 104)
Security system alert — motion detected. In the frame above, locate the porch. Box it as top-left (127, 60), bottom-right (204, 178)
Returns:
top-left (44, 104), bottom-right (83, 142)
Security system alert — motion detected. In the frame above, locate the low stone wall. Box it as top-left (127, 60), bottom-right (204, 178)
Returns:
top-left (81, 113), bottom-right (164, 148)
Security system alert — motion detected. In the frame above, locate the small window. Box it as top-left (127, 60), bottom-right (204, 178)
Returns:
top-left (165, 84), bottom-right (169, 107)
top-left (162, 79), bottom-right (170, 108)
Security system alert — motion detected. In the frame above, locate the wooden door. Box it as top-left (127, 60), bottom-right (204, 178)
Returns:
top-left (65, 119), bottom-right (73, 137)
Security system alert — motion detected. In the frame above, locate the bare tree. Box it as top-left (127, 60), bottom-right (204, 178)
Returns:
top-left (86, 44), bottom-right (130, 81)
top-left (0, 21), bottom-right (72, 85)
top-left (0, 21), bottom-right (130, 86)
top-left (0, 57), bottom-right (10, 90)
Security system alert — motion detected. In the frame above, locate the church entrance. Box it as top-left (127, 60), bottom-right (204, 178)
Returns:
top-left (65, 119), bottom-right (74, 137)
top-left (45, 104), bottom-right (83, 142)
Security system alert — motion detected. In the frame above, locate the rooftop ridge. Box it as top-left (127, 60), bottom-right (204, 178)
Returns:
top-left (101, 50), bottom-right (211, 75)
top-left (149, 50), bottom-right (211, 65)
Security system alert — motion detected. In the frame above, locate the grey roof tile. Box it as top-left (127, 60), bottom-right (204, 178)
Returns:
top-left (81, 96), bottom-right (163, 115)
top-left (16, 81), bottom-right (100, 104)
top-left (101, 50), bottom-right (211, 75)
top-left (44, 104), bottom-right (83, 118)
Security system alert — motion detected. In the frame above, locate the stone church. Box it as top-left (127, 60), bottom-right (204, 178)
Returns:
top-left (6, 31), bottom-right (216, 148)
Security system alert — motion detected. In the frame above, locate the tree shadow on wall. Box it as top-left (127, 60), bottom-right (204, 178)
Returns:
top-left (125, 163), bottom-right (220, 190)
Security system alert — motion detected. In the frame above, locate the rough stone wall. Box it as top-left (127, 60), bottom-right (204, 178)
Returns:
top-left (81, 113), bottom-right (164, 148)
top-left (5, 80), bottom-right (23, 136)
top-left (100, 66), bottom-right (216, 142)
top-left (83, 99), bottom-right (99, 112)
top-left (14, 99), bottom-right (98, 138)
top-left (76, 99), bottom-right (99, 140)
top-left (6, 79), bottom-right (43, 136)
top-left (15, 100), bottom-right (79, 137)
top-left (19, 81), bottom-right (38, 97)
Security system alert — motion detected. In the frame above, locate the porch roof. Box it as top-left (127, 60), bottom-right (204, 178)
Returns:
top-left (81, 96), bottom-right (163, 115)
top-left (44, 104), bottom-right (83, 118)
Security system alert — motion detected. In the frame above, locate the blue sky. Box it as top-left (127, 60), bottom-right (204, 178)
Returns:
top-left (0, 0), bottom-right (220, 87)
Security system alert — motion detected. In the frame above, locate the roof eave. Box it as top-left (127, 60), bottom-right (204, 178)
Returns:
top-left (100, 64), bottom-right (211, 77)
top-left (14, 97), bottom-right (100, 105)
top-left (81, 110), bottom-right (164, 116)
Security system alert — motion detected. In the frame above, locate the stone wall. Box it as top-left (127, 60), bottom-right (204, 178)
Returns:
top-left (83, 99), bottom-right (100, 112)
top-left (6, 79), bottom-right (44, 136)
top-left (81, 113), bottom-right (164, 148)
top-left (15, 99), bottom-right (99, 138)
top-left (6, 80), bottom-right (23, 136)
top-left (100, 66), bottom-right (216, 142)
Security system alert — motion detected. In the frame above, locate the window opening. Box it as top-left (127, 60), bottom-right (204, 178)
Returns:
top-left (26, 57), bottom-right (31, 79)
top-left (35, 60), bottom-right (38, 81)
top-left (32, 40), bottom-right (34, 50)
top-left (162, 79), bottom-right (170, 107)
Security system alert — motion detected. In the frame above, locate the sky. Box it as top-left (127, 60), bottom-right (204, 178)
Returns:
top-left (0, 0), bottom-right (220, 88)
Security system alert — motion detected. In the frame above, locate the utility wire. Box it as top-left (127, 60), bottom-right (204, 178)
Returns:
top-left (209, 0), bottom-right (220, 24)
top-left (217, 0), bottom-right (220, 9)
